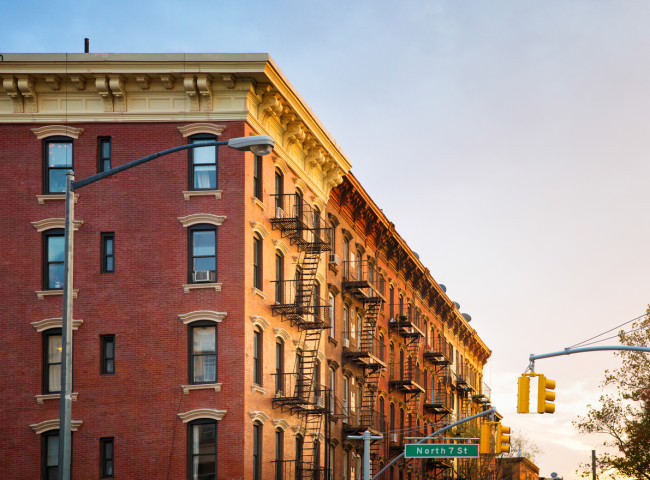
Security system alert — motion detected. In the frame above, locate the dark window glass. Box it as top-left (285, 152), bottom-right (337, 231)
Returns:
top-left (253, 328), bottom-right (262, 385)
top-left (44, 229), bottom-right (64, 289)
top-left (275, 340), bottom-right (284, 393)
top-left (253, 155), bottom-right (262, 200)
top-left (275, 429), bottom-right (284, 480)
top-left (190, 225), bottom-right (216, 283)
top-left (98, 137), bottom-right (111, 173)
top-left (253, 235), bottom-right (262, 290)
top-left (44, 329), bottom-right (62, 394)
top-left (44, 137), bottom-right (73, 193)
top-left (189, 134), bottom-right (217, 190)
top-left (101, 335), bottom-right (115, 374)
top-left (253, 422), bottom-right (262, 480)
top-left (274, 253), bottom-right (284, 303)
top-left (101, 233), bottom-right (115, 273)
top-left (274, 170), bottom-right (284, 211)
top-left (295, 435), bottom-right (303, 480)
top-left (100, 437), bottom-right (114, 478)
top-left (42, 430), bottom-right (59, 480)
top-left (189, 420), bottom-right (217, 480)
top-left (389, 286), bottom-right (394, 319)
top-left (190, 323), bottom-right (217, 384)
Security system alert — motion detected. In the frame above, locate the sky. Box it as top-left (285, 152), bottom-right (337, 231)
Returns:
top-left (4, 0), bottom-right (650, 477)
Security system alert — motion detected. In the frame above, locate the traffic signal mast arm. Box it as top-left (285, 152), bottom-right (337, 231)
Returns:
top-left (528, 345), bottom-right (650, 372)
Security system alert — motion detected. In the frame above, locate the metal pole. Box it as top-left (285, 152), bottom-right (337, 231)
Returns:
top-left (528, 345), bottom-right (650, 372)
top-left (371, 407), bottom-right (496, 480)
top-left (58, 171), bottom-right (75, 480)
top-left (347, 430), bottom-right (383, 480)
top-left (592, 449), bottom-right (597, 480)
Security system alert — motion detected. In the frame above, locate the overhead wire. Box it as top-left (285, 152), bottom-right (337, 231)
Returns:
top-left (567, 312), bottom-right (648, 349)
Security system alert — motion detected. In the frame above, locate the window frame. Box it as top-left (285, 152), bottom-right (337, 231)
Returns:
top-left (274, 428), bottom-right (284, 480)
top-left (188, 419), bottom-right (217, 480)
top-left (275, 339), bottom-right (284, 394)
top-left (253, 421), bottom-right (262, 480)
top-left (41, 429), bottom-right (60, 480)
top-left (100, 437), bottom-right (114, 478)
top-left (101, 232), bottom-right (115, 274)
top-left (253, 327), bottom-right (263, 386)
top-left (328, 293), bottom-right (335, 338)
top-left (100, 335), bottom-right (115, 375)
top-left (253, 234), bottom-right (263, 290)
top-left (274, 252), bottom-right (284, 303)
top-left (98, 137), bottom-right (112, 173)
top-left (43, 328), bottom-right (62, 394)
top-left (189, 322), bottom-right (218, 384)
top-left (188, 224), bottom-right (217, 283)
top-left (188, 133), bottom-right (218, 191)
top-left (253, 155), bottom-right (263, 200)
top-left (43, 136), bottom-right (73, 194)
top-left (274, 170), bottom-right (284, 212)
top-left (43, 229), bottom-right (65, 290)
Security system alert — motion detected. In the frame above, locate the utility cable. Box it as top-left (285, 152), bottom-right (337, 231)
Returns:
top-left (567, 312), bottom-right (648, 349)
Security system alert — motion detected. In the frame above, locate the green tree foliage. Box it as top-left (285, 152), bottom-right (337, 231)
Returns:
top-left (574, 309), bottom-right (650, 479)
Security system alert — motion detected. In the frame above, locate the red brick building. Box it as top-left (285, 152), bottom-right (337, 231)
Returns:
top-left (0, 53), bottom-right (492, 480)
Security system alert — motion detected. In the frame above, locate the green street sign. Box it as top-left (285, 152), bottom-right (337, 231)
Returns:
top-left (404, 443), bottom-right (479, 458)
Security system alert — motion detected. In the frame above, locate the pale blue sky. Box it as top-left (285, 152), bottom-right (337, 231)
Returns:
top-left (4, 1), bottom-right (650, 477)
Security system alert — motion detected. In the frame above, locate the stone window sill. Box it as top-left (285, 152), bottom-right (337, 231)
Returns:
top-left (182, 283), bottom-right (222, 294)
top-left (36, 193), bottom-right (79, 204)
top-left (182, 383), bottom-right (222, 394)
top-left (183, 190), bottom-right (222, 200)
top-left (36, 289), bottom-right (79, 300)
top-left (251, 384), bottom-right (266, 395)
top-left (36, 392), bottom-right (78, 404)
top-left (252, 287), bottom-right (267, 300)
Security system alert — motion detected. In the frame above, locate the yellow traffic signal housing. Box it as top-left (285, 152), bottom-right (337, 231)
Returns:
top-left (537, 374), bottom-right (556, 414)
top-left (496, 424), bottom-right (511, 454)
top-left (479, 423), bottom-right (492, 454)
top-left (517, 375), bottom-right (530, 413)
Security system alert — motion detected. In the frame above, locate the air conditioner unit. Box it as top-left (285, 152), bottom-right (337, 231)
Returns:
top-left (193, 270), bottom-right (214, 283)
top-left (391, 433), bottom-right (399, 443)
top-left (343, 338), bottom-right (350, 348)
top-left (329, 253), bottom-right (340, 266)
top-left (315, 396), bottom-right (324, 408)
top-left (275, 207), bottom-right (285, 219)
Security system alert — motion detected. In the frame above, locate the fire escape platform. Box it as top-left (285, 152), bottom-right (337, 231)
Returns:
top-left (423, 350), bottom-right (451, 365)
top-left (389, 316), bottom-right (424, 338)
top-left (389, 379), bottom-right (425, 395)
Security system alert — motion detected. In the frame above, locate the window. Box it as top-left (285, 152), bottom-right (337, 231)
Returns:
top-left (342, 238), bottom-right (349, 278)
top-left (275, 339), bottom-right (284, 394)
top-left (328, 367), bottom-right (335, 414)
top-left (188, 420), bottom-right (217, 480)
top-left (343, 376), bottom-right (350, 418)
top-left (253, 422), bottom-right (262, 480)
top-left (42, 429), bottom-right (59, 480)
top-left (253, 235), bottom-right (262, 290)
top-left (328, 444), bottom-right (335, 480)
top-left (189, 323), bottom-right (217, 384)
top-left (98, 137), bottom-right (111, 173)
top-left (274, 429), bottom-right (284, 480)
top-left (274, 170), bottom-right (284, 213)
top-left (101, 233), bottom-right (115, 273)
top-left (253, 155), bottom-right (262, 200)
top-left (329, 222), bottom-right (335, 254)
top-left (253, 328), bottom-right (262, 385)
top-left (43, 329), bottom-right (61, 394)
top-left (101, 335), bottom-right (115, 374)
top-left (343, 306), bottom-right (349, 342)
top-left (275, 252), bottom-right (284, 303)
top-left (44, 137), bottom-right (73, 193)
top-left (312, 439), bottom-right (320, 480)
top-left (328, 293), bottom-right (335, 338)
top-left (100, 437), bottom-right (114, 478)
top-left (389, 286), bottom-right (394, 319)
top-left (44, 229), bottom-right (64, 290)
top-left (295, 435), bottom-right (303, 480)
top-left (189, 134), bottom-right (217, 190)
top-left (189, 225), bottom-right (216, 283)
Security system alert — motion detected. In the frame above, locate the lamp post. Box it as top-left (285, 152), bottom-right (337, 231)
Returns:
top-left (57, 135), bottom-right (274, 480)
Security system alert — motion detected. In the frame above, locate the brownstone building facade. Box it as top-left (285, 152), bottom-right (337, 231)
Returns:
top-left (0, 53), bottom-right (491, 479)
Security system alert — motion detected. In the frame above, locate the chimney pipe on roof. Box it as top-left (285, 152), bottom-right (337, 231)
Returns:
top-left (84, 38), bottom-right (89, 53)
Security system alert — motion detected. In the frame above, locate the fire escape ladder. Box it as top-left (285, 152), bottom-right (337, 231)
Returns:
top-left (360, 367), bottom-right (381, 428)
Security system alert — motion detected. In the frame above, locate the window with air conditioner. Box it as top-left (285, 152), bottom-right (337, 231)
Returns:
top-left (189, 225), bottom-right (216, 283)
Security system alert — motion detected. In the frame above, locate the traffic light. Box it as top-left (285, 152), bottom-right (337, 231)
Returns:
top-left (479, 422), bottom-right (492, 454)
top-left (496, 424), bottom-right (511, 454)
top-left (537, 374), bottom-right (556, 414)
top-left (517, 374), bottom-right (530, 413)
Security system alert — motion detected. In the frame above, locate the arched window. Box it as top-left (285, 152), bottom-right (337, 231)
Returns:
top-left (43, 328), bottom-right (62, 393)
top-left (274, 169), bottom-right (284, 214)
top-left (253, 421), bottom-right (262, 480)
top-left (275, 339), bottom-right (284, 394)
top-left (188, 419), bottom-right (217, 480)
top-left (43, 229), bottom-right (64, 289)
top-left (189, 133), bottom-right (217, 190)
top-left (43, 136), bottom-right (73, 193)
top-left (295, 434), bottom-right (304, 480)
top-left (343, 237), bottom-right (350, 278)
top-left (189, 224), bottom-right (217, 283)
top-left (328, 367), bottom-right (335, 414)
top-left (328, 293), bottom-right (335, 338)
top-left (274, 428), bottom-right (284, 480)
top-left (275, 252), bottom-right (284, 303)
top-left (253, 327), bottom-right (263, 385)
top-left (189, 321), bottom-right (217, 384)
top-left (253, 234), bottom-right (263, 290)
top-left (389, 285), bottom-right (395, 319)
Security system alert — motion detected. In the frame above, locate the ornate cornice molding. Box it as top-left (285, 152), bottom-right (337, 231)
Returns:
top-left (178, 123), bottom-right (226, 137)
top-left (178, 310), bottom-right (226, 324)
top-left (31, 218), bottom-right (83, 232)
top-left (177, 214), bottom-right (226, 227)
top-left (178, 409), bottom-right (227, 423)
top-left (31, 125), bottom-right (84, 139)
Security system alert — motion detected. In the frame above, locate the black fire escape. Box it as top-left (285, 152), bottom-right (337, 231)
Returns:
top-left (271, 193), bottom-right (331, 480)
top-left (341, 260), bottom-right (387, 437)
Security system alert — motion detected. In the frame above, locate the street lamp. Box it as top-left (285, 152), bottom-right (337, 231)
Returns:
top-left (58, 135), bottom-right (274, 480)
